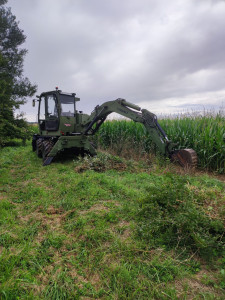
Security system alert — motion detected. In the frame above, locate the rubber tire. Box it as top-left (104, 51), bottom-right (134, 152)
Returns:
top-left (32, 136), bottom-right (37, 152)
top-left (42, 140), bottom-right (54, 163)
top-left (36, 139), bottom-right (43, 158)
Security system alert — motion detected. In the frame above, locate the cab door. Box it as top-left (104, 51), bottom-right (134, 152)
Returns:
top-left (38, 95), bottom-right (46, 131)
top-left (38, 94), bottom-right (59, 132)
top-left (45, 94), bottom-right (59, 131)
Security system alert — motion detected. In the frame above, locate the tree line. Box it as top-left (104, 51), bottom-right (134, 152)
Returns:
top-left (0, 0), bottom-right (36, 146)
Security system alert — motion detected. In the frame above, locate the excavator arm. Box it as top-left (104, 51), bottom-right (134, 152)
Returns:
top-left (81, 98), bottom-right (197, 167)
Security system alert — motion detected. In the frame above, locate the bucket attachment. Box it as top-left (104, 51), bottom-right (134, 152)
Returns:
top-left (171, 149), bottom-right (197, 169)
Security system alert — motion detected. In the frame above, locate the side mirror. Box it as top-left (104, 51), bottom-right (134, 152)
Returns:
top-left (32, 99), bottom-right (35, 107)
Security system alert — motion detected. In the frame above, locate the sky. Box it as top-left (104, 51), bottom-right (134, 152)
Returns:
top-left (8, 0), bottom-right (225, 121)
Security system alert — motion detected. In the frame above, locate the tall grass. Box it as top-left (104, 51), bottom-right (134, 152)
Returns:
top-left (96, 112), bottom-right (225, 173)
top-left (95, 120), bottom-right (153, 156)
top-left (160, 112), bottom-right (225, 173)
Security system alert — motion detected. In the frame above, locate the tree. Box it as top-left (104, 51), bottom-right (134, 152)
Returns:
top-left (0, 0), bottom-right (37, 145)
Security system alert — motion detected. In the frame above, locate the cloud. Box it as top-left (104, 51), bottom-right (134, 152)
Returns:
top-left (8, 0), bottom-right (225, 120)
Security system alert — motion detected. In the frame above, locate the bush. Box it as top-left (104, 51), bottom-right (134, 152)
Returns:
top-left (0, 118), bottom-right (35, 147)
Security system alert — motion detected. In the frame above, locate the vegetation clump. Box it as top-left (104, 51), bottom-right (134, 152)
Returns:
top-left (136, 173), bottom-right (225, 258)
top-left (74, 152), bottom-right (128, 173)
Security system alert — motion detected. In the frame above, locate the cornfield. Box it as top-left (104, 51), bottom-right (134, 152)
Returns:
top-left (96, 112), bottom-right (225, 173)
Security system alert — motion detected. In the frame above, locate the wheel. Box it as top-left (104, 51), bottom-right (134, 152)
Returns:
top-left (36, 138), bottom-right (43, 158)
top-left (42, 140), bottom-right (54, 163)
top-left (32, 135), bottom-right (37, 151)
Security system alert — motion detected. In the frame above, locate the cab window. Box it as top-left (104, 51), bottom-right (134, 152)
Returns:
top-left (39, 96), bottom-right (45, 119)
top-left (47, 95), bottom-right (58, 117)
top-left (60, 94), bottom-right (75, 116)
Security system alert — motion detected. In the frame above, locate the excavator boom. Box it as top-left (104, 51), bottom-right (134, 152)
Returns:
top-left (81, 98), bottom-right (174, 156)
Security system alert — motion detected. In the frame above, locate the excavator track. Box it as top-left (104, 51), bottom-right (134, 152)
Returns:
top-left (171, 149), bottom-right (198, 169)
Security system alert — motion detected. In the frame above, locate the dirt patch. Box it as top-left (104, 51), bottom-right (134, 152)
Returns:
top-left (79, 203), bottom-right (109, 215)
top-left (118, 221), bottom-right (132, 241)
top-left (88, 272), bottom-right (101, 289)
top-left (0, 195), bottom-right (8, 201)
top-left (68, 265), bottom-right (101, 289)
top-left (36, 265), bottom-right (54, 285)
top-left (69, 268), bottom-right (88, 284)
top-left (104, 199), bottom-right (121, 207)
top-left (174, 269), bottom-right (223, 299)
top-left (35, 264), bottom-right (55, 294)
top-left (19, 206), bottom-right (68, 246)
top-left (0, 246), bottom-right (4, 255)
top-left (35, 252), bottom-right (102, 293)
top-left (117, 220), bottom-right (130, 227)
top-left (46, 206), bottom-right (64, 215)
top-left (119, 228), bottom-right (131, 241)
top-left (69, 267), bottom-right (101, 289)
top-left (110, 220), bottom-right (132, 242)
top-left (23, 211), bottom-right (62, 231)
top-left (89, 203), bottom-right (108, 212)
top-left (42, 216), bottom-right (63, 231)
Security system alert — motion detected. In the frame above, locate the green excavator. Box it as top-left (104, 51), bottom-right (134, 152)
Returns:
top-left (32, 88), bottom-right (197, 167)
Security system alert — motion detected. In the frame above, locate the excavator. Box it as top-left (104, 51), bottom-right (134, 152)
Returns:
top-left (32, 88), bottom-right (197, 167)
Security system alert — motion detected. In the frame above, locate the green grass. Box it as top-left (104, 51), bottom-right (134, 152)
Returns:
top-left (0, 144), bottom-right (224, 299)
top-left (96, 112), bottom-right (225, 173)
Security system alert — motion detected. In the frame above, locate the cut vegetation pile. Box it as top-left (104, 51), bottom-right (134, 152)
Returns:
top-left (0, 145), bottom-right (224, 299)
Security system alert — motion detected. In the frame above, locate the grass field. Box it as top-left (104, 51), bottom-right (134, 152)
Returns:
top-left (0, 143), bottom-right (224, 299)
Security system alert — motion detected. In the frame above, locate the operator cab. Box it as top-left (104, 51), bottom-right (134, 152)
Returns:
top-left (36, 88), bottom-right (80, 132)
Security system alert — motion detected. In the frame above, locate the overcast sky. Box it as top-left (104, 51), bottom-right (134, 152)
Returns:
top-left (8, 0), bottom-right (225, 121)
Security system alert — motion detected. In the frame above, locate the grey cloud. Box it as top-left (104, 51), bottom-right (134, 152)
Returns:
top-left (7, 0), bottom-right (225, 119)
